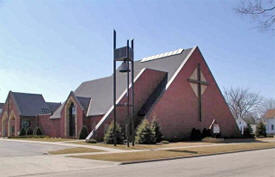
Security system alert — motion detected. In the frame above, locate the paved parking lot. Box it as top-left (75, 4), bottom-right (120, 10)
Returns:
top-left (0, 139), bottom-right (116, 177)
top-left (0, 140), bottom-right (68, 157)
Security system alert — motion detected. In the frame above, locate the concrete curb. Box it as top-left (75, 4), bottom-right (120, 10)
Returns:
top-left (119, 147), bottom-right (275, 165)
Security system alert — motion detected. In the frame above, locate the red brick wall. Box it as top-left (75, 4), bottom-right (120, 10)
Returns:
top-left (85, 115), bottom-right (103, 132)
top-left (0, 93), bottom-right (21, 136)
top-left (0, 93), bottom-right (90, 138)
top-left (147, 47), bottom-right (239, 139)
top-left (93, 69), bottom-right (167, 140)
top-left (59, 95), bottom-right (84, 138)
top-left (38, 115), bottom-right (61, 137)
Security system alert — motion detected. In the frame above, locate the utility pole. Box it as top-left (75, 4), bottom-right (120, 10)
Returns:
top-left (131, 39), bottom-right (135, 146)
top-left (7, 92), bottom-right (10, 137)
top-left (113, 30), bottom-right (117, 146)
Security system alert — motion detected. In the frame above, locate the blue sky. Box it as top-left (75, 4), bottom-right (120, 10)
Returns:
top-left (0, 0), bottom-right (274, 103)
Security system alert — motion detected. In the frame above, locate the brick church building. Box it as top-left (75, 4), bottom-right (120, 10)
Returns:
top-left (0, 46), bottom-right (239, 140)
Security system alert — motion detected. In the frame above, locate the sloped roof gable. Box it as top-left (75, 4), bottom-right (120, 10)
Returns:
top-left (11, 92), bottom-right (60, 117)
top-left (263, 109), bottom-right (275, 119)
top-left (74, 48), bottom-right (193, 116)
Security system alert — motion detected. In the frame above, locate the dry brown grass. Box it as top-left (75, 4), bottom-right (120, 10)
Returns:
top-left (72, 141), bottom-right (208, 150)
top-left (71, 142), bottom-right (275, 162)
top-left (49, 147), bottom-right (103, 155)
top-left (256, 137), bottom-right (275, 141)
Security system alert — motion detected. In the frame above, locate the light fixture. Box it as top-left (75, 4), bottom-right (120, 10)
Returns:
top-left (119, 60), bottom-right (130, 73)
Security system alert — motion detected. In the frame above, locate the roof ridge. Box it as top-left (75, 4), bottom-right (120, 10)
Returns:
top-left (140, 48), bottom-right (184, 63)
top-left (46, 102), bottom-right (62, 104)
top-left (11, 91), bottom-right (43, 96)
top-left (76, 96), bottom-right (91, 99)
top-left (79, 75), bottom-right (111, 85)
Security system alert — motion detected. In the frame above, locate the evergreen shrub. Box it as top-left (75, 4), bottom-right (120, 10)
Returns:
top-left (135, 119), bottom-right (156, 144)
top-left (256, 122), bottom-right (266, 137)
top-left (104, 121), bottom-right (124, 144)
top-left (79, 126), bottom-right (89, 139)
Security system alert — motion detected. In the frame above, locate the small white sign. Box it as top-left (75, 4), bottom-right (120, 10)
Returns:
top-left (213, 124), bottom-right (220, 134)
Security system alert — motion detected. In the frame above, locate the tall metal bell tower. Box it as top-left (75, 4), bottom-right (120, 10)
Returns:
top-left (113, 30), bottom-right (135, 147)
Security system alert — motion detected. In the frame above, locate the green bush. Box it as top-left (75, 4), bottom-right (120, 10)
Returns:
top-left (243, 124), bottom-right (254, 138)
top-left (79, 126), bottom-right (89, 139)
top-left (135, 119), bottom-right (156, 144)
top-left (33, 127), bottom-right (43, 136)
top-left (104, 121), bottom-right (124, 144)
top-left (26, 127), bottom-right (33, 135)
top-left (202, 128), bottom-right (211, 138)
top-left (190, 128), bottom-right (202, 141)
top-left (19, 128), bottom-right (26, 136)
top-left (151, 119), bottom-right (163, 143)
top-left (256, 122), bottom-right (266, 137)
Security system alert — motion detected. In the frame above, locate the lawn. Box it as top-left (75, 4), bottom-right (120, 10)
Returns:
top-left (48, 147), bottom-right (103, 155)
top-left (71, 141), bottom-right (275, 163)
top-left (71, 137), bottom-right (274, 150)
top-left (72, 141), bottom-right (208, 150)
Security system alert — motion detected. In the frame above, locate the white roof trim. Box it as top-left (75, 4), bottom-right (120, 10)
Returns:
top-left (86, 68), bottom-right (147, 140)
top-left (50, 103), bottom-right (64, 119)
top-left (86, 98), bottom-right (93, 117)
top-left (140, 49), bottom-right (184, 63)
top-left (165, 46), bottom-right (197, 89)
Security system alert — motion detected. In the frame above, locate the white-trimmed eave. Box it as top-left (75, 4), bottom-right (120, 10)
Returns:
top-left (49, 103), bottom-right (64, 119)
top-left (86, 68), bottom-right (147, 140)
top-left (69, 91), bottom-right (85, 111)
top-left (9, 92), bottom-right (22, 116)
top-left (165, 46), bottom-right (197, 90)
top-left (85, 98), bottom-right (93, 117)
top-left (50, 91), bottom-right (86, 119)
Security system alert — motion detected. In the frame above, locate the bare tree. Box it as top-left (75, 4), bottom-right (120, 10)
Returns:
top-left (235, 0), bottom-right (275, 31)
top-left (258, 98), bottom-right (275, 116)
top-left (224, 87), bottom-right (263, 120)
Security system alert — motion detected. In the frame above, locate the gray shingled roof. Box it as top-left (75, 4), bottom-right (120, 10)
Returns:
top-left (11, 92), bottom-right (60, 117)
top-left (50, 92), bottom-right (91, 119)
top-left (76, 96), bottom-right (91, 112)
top-left (74, 48), bottom-right (192, 116)
top-left (46, 102), bottom-right (62, 113)
top-left (0, 103), bottom-right (4, 114)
